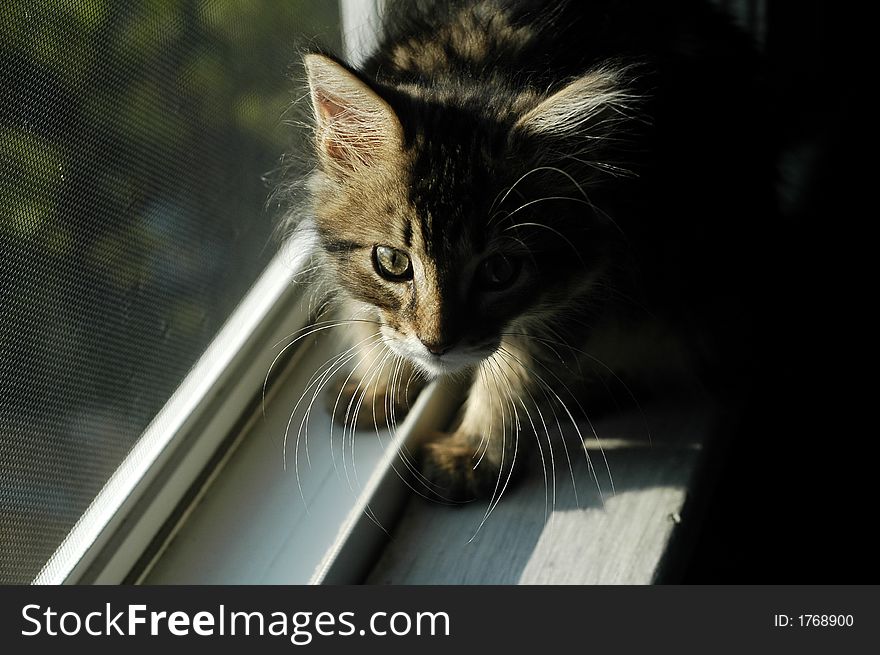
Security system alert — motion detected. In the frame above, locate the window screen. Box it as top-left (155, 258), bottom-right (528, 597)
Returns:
top-left (0, 1), bottom-right (339, 584)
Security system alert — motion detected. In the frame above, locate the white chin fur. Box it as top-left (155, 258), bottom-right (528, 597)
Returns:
top-left (383, 331), bottom-right (485, 378)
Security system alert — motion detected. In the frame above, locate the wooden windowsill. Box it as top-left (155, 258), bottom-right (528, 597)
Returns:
top-left (367, 403), bottom-right (718, 585)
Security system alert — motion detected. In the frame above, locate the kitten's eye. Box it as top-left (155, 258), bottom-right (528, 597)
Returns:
top-left (374, 245), bottom-right (413, 281)
top-left (477, 253), bottom-right (520, 291)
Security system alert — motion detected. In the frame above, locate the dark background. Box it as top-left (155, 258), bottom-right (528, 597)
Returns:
top-left (683, 1), bottom-right (870, 582)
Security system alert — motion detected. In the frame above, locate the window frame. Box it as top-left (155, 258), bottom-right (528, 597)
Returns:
top-left (36, 237), bottom-right (316, 584)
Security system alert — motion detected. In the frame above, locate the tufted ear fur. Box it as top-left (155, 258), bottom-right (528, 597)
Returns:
top-left (513, 67), bottom-right (638, 139)
top-left (511, 66), bottom-right (642, 179)
top-left (304, 54), bottom-right (403, 170)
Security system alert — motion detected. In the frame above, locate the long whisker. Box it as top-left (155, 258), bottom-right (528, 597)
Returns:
top-left (327, 336), bottom-right (386, 479)
top-left (469, 352), bottom-right (520, 541)
top-left (499, 195), bottom-right (591, 223)
top-left (354, 348), bottom-right (396, 489)
top-left (498, 344), bottom-right (613, 503)
top-left (494, 350), bottom-right (555, 520)
top-left (518, 164), bottom-right (628, 240)
top-left (365, 351), bottom-right (455, 496)
top-left (332, 341), bottom-right (393, 533)
top-left (262, 318), bottom-right (380, 416)
top-left (503, 220), bottom-right (588, 269)
top-left (506, 331), bottom-right (651, 445)
top-left (489, 166), bottom-right (555, 216)
top-left (472, 364), bottom-right (493, 466)
top-left (343, 346), bottom-right (391, 492)
top-left (281, 334), bottom-right (379, 510)
top-left (283, 331), bottom-right (381, 469)
top-left (291, 335), bottom-right (385, 506)
top-left (359, 344), bottom-right (463, 504)
top-left (332, 344), bottom-right (409, 535)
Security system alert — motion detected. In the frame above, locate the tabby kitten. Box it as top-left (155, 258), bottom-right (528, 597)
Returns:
top-left (294, 0), bottom-right (768, 500)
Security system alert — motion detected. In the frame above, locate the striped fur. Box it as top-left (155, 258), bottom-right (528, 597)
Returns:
top-left (288, 0), bottom-right (771, 502)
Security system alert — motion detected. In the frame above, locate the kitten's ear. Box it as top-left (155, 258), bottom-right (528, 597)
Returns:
top-left (513, 68), bottom-right (635, 140)
top-left (304, 54), bottom-right (402, 169)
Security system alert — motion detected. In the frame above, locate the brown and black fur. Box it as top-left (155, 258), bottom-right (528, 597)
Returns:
top-left (290, 0), bottom-right (774, 501)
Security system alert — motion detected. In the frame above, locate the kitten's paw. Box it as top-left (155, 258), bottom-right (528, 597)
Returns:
top-left (420, 433), bottom-right (513, 502)
top-left (324, 377), bottom-right (423, 431)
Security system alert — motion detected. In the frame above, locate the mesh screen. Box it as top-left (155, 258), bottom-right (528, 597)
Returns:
top-left (0, 1), bottom-right (338, 583)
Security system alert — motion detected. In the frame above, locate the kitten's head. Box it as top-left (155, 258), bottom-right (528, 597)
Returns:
top-left (303, 54), bottom-right (635, 377)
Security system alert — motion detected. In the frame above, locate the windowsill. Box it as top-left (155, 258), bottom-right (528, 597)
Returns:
top-left (366, 402), bottom-right (718, 584)
top-left (139, 314), bottom-right (719, 584)
top-left (36, 238), bottom-right (315, 585)
top-left (139, 332), bottom-right (462, 584)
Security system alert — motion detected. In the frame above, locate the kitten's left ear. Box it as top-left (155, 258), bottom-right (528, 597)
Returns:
top-left (304, 53), bottom-right (403, 170)
top-left (513, 68), bottom-right (636, 140)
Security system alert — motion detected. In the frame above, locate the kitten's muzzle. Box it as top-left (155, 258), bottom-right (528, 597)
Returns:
top-left (420, 338), bottom-right (454, 356)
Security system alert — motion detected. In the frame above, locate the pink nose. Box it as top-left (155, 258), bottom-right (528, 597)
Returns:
top-left (420, 339), bottom-right (452, 356)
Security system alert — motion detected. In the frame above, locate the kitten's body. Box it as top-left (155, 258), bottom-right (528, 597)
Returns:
top-left (296, 0), bottom-right (772, 499)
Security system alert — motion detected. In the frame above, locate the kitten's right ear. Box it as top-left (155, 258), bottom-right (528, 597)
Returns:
top-left (304, 54), bottom-right (402, 169)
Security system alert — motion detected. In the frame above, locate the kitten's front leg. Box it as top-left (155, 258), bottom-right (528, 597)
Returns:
top-left (421, 348), bottom-right (536, 501)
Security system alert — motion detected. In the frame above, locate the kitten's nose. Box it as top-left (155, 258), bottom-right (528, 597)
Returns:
top-left (420, 338), bottom-right (452, 356)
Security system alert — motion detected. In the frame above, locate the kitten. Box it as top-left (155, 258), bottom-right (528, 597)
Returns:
top-left (292, 0), bottom-right (771, 501)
